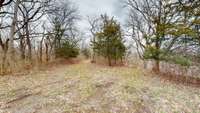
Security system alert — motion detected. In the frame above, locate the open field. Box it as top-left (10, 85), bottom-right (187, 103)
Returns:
top-left (0, 60), bottom-right (200, 113)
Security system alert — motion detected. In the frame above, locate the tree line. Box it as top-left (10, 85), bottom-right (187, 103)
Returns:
top-left (126, 0), bottom-right (200, 72)
top-left (0, 0), bottom-right (80, 74)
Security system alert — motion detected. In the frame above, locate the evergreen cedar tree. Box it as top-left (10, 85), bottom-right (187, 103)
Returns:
top-left (92, 15), bottom-right (126, 66)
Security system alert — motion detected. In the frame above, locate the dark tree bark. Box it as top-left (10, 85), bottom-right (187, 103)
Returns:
top-left (0, 0), bottom-right (12, 8)
top-left (45, 42), bottom-right (49, 62)
top-left (19, 33), bottom-right (26, 60)
top-left (39, 37), bottom-right (44, 63)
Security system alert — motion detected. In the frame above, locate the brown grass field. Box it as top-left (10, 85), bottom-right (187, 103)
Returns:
top-left (0, 60), bottom-right (200, 113)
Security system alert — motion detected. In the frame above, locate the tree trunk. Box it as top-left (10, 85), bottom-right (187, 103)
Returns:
top-left (9, 0), bottom-right (20, 60)
top-left (91, 37), bottom-right (96, 63)
top-left (2, 50), bottom-right (8, 74)
top-left (39, 39), bottom-right (43, 63)
top-left (54, 38), bottom-right (58, 58)
top-left (26, 33), bottom-right (32, 61)
top-left (114, 53), bottom-right (117, 65)
top-left (45, 43), bottom-right (49, 62)
top-left (19, 34), bottom-right (25, 60)
top-left (154, 34), bottom-right (160, 73)
top-left (108, 56), bottom-right (112, 66)
top-left (153, 60), bottom-right (160, 73)
top-left (121, 57), bottom-right (123, 64)
top-left (0, 38), bottom-right (9, 74)
top-left (25, 15), bottom-right (32, 61)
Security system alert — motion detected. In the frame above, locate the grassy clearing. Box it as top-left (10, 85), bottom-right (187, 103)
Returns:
top-left (0, 61), bottom-right (200, 113)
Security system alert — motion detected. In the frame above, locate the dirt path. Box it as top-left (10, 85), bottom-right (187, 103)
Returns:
top-left (0, 61), bottom-right (200, 113)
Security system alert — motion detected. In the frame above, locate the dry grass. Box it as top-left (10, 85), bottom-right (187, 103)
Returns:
top-left (0, 56), bottom-right (81, 76)
top-left (0, 60), bottom-right (200, 113)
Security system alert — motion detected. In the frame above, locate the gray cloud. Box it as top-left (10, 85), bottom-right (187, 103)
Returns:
top-left (72, 0), bottom-right (127, 32)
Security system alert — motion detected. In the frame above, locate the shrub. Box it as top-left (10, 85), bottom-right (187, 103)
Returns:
top-left (143, 46), bottom-right (166, 60)
top-left (169, 55), bottom-right (192, 66)
top-left (144, 47), bottom-right (192, 66)
top-left (55, 41), bottom-right (79, 59)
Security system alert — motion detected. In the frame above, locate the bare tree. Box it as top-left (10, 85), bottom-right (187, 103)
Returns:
top-left (87, 16), bottom-right (101, 62)
top-left (9, 0), bottom-right (20, 61)
top-left (0, 0), bottom-right (79, 74)
top-left (47, 0), bottom-right (79, 58)
top-left (0, 35), bottom-right (9, 73)
top-left (126, 0), bottom-right (186, 72)
top-left (17, 0), bottom-right (51, 61)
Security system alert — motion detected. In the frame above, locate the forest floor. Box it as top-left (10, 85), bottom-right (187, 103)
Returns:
top-left (0, 60), bottom-right (200, 113)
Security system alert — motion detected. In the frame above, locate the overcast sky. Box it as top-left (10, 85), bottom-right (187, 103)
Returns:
top-left (72, 0), bottom-right (127, 34)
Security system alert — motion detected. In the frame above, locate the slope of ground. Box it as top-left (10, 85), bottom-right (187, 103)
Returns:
top-left (0, 60), bottom-right (200, 113)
